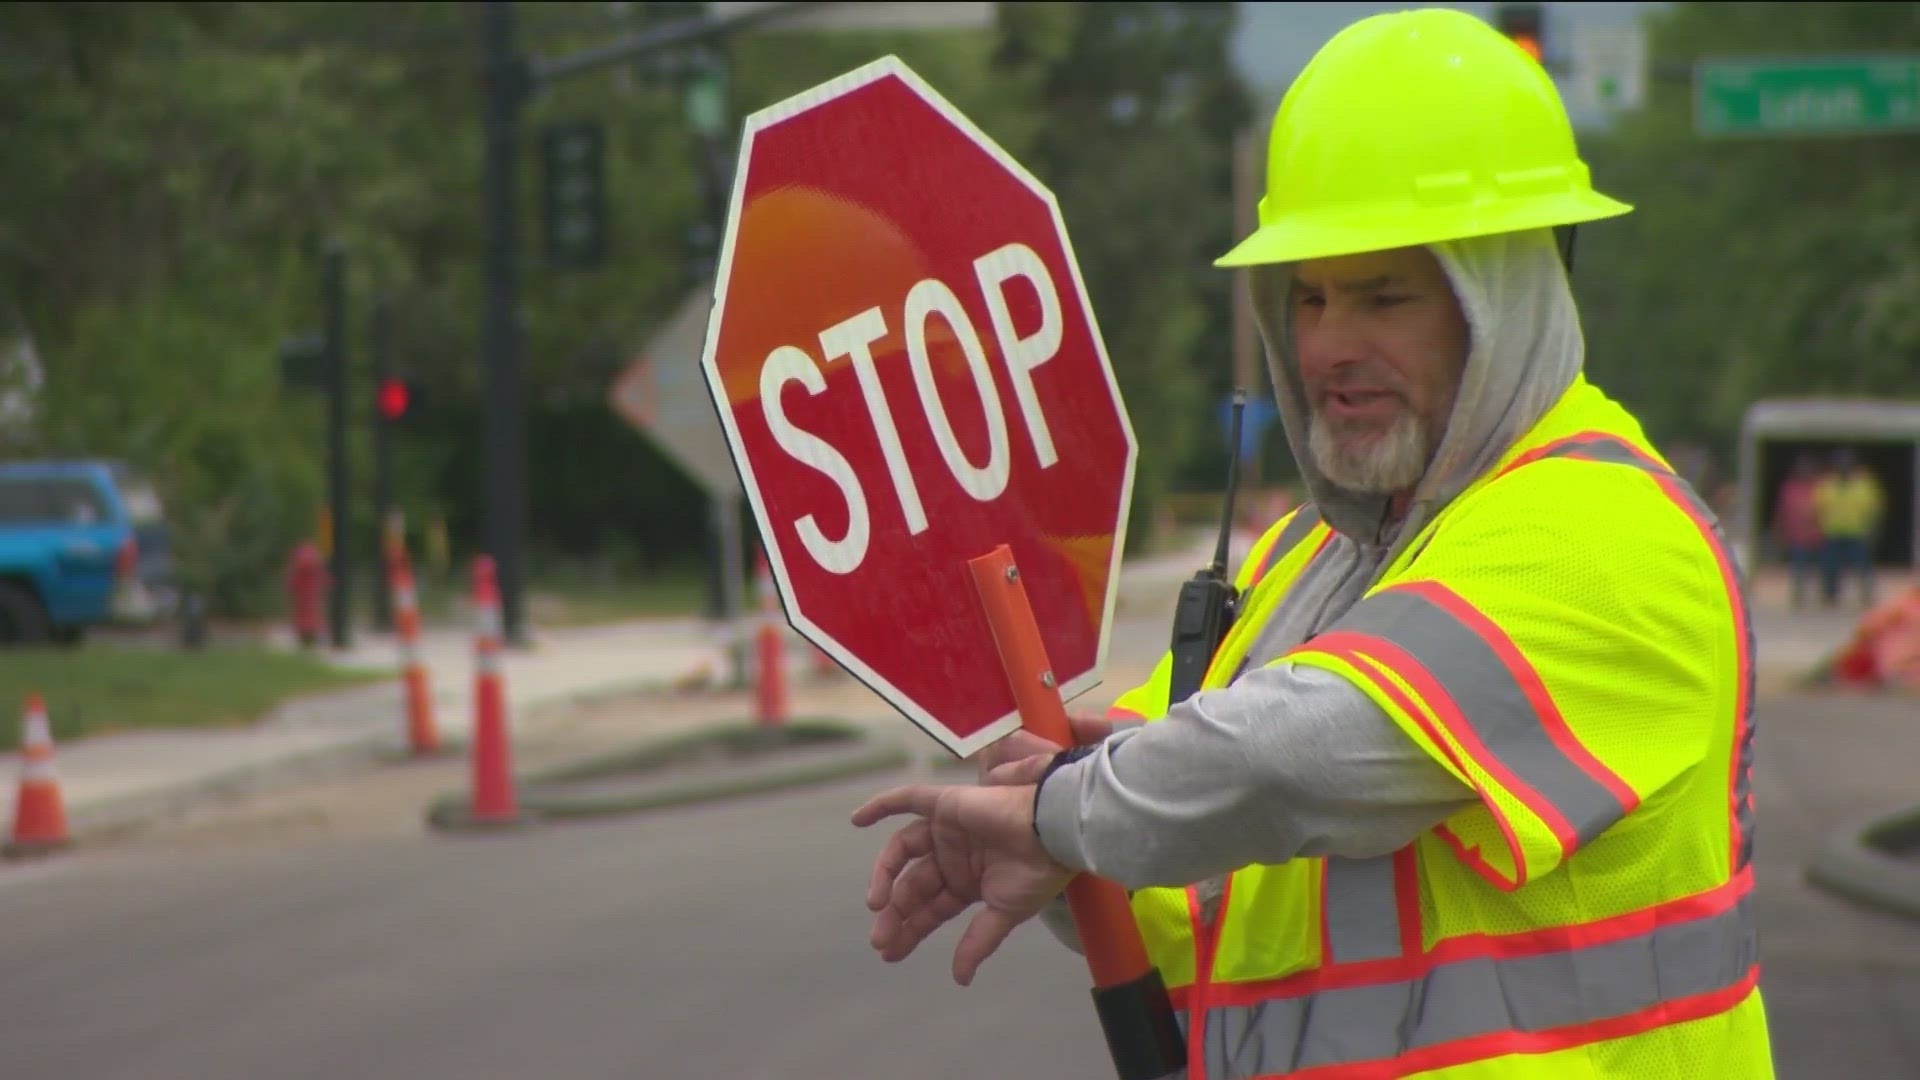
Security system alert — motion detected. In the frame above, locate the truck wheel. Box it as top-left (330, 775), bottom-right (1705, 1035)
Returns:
top-left (0, 581), bottom-right (53, 647)
top-left (52, 623), bottom-right (86, 649)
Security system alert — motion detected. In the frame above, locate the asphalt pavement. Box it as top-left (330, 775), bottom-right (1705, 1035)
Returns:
top-left (0, 682), bottom-right (1916, 1078)
top-left (0, 554), bottom-right (1913, 1077)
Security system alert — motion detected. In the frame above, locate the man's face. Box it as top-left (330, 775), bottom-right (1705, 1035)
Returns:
top-left (1288, 246), bottom-right (1470, 495)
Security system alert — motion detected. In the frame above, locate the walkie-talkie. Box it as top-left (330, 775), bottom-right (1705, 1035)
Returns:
top-left (1167, 389), bottom-right (1248, 705)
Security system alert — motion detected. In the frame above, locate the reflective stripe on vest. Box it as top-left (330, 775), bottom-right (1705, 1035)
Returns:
top-left (1503, 433), bottom-right (1757, 872)
top-left (1320, 848), bottom-right (1420, 966)
top-left (1321, 856), bottom-right (1399, 964)
top-left (1201, 888), bottom-right (1759, 1078)
top-left (1317, 582), bottom-right (1639, 855)
top-left (1186, 429), bottom-right (1762, 1077)
top-left (1248, 505), bottom-right (1325, 591)
top-left (1109, 507), bottom-right (1332, 726)
top-left (1222, 508), bottom-right (1334, 687)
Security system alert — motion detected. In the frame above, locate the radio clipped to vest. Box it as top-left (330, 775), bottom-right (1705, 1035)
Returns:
top-left (1168, 389), bottom-right (1248, 705)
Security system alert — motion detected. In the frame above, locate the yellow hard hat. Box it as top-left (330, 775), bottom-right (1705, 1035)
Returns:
top-left (1216, 7), bottom-right (1632, 268)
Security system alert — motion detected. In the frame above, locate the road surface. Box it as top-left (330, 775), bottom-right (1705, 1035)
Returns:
top-left (0, 581), bottom-right (1916, 1077)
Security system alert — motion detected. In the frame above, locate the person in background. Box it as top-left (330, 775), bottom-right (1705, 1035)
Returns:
top-left (1815, 449), bottom-right (1884, 608)
top-left (1771, 452), bottom-right (1826, 610)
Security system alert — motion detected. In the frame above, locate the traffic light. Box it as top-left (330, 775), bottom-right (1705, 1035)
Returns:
top-left (375, 374), bottom-right (424, 423)
top-left (278, 332), bottom-right (327, 392)
top-left (1493, 3), bottom-right (1545, 66)
top-left (540, 121), bottom-right (608, 269)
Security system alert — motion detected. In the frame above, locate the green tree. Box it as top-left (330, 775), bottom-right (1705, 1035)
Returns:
top-left (0, 1), bottom-right (1251, 613)
top-left (997, 2), bottom-right (1252, 549)
top-left (1579, 2), bottom-right (1920, 455)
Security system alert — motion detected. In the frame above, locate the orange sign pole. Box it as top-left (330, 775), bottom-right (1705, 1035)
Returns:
top-left (968, 545), bottom-right (1183, 1079)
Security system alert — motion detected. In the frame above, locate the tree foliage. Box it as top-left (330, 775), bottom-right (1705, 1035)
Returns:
top-left (0, 1), bottom-right (1249, 612)
top-left (1578, 2), bottom-right (1920, 456)
top-left (998, 2), bottom-right (1251, 543)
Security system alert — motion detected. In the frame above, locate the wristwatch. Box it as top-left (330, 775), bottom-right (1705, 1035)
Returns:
top-left (1031, 744), bottom-right (1099, 837)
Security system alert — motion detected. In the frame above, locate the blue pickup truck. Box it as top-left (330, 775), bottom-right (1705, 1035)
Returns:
top-left (0, 461), bottom-right (173, 646)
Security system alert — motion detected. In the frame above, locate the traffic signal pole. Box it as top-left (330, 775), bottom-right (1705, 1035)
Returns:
top-left (372, 294), bottom-right (395, 633)
top-left (322, 241), bottom-right (352, 651)
top-left (477, 0), bottom-right (819, 649)
top-left (481, 1), bottom-right (533, 648)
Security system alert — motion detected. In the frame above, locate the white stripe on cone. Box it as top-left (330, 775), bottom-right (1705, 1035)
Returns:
top-left (476, 603), bottom-right (502, 641)
top-left (20, 709), bottom-right (55, 781)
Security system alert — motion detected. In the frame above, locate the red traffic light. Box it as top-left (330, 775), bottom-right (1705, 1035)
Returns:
top-left (1494, 4), bottom-right (1545, 65)
top-left (377, 376), bottom-right (411, 421)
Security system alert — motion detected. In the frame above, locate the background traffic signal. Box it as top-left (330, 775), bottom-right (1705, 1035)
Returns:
top-left (1493, 3), bottom-right (1545, 66)
top-left (278, 332), bottom-right (327, 392)
top-left (376, 373), bottom-right (424, 423)
top-left (540, 121), bottom-right (608, 270)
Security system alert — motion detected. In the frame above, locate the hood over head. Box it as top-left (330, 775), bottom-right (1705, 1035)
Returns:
top-left (1251, 228), bottom-right (1584, 553)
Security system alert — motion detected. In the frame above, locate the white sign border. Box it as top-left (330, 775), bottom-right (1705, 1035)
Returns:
top-left (698, 55), bottom-right (1140, 759)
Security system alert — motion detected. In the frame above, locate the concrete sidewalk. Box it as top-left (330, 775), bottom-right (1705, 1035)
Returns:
top-left (6, 540), bottom-right (1892, 846)
top-left (6, 547), bottom-right (1212, 844)
top-left (24, 617), bottom-right (748, 842)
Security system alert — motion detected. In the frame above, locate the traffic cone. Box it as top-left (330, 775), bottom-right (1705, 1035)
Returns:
top-left (467, 556), bottom-right (520, 824)
top-left (754, 554), bottom-right (788, 727)
top-left (6, 693), bottom-right (70, 859)
top-left (390, 547), bottom-right (440, 755)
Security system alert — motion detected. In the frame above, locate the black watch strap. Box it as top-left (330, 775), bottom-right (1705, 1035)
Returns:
top-left (1031, 744), bottom-right (1099, 837)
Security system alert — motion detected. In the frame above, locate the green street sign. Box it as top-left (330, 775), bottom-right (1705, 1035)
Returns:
top-left (1696, 55), bottom-right (1920, 137)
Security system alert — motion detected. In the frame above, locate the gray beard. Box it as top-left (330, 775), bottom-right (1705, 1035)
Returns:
top-left (1309, 409), bottom-right (1432, 495)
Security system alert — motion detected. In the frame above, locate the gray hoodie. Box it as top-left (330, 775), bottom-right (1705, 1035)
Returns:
top-left (1033, 228), bottom-right (1585, 910)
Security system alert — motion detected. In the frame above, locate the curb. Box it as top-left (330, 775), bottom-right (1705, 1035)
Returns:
top-left (1804, 803), bottom-right (1920, 922)
top-left (65, 731), bottom-right (401, 844)
top-left (55, 677), bottom-right (682, 847)
top-left (425, 719), bottom-right (910, 824)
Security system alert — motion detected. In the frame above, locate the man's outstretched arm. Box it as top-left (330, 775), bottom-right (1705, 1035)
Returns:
top-left (1034, 663), bottom-right (1476, 891)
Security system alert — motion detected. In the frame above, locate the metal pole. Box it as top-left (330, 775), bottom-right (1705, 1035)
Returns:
top-left (1737, 422), bottom-right (1758, 580)
top-left (717, 492), bottom-right (749, 688)
top-left (527, 1), bottom-right (821, 84)
top-left (1910, 441), bottom-right (1919, 570)
top-left (323, 241), bottom-right (352, 650)
top-left (372, 294), bottom-right (395, 633)
top-left (1230, 123), bottom-right (1263, 493)
top-left (482, 0), bottom-right (532, 647)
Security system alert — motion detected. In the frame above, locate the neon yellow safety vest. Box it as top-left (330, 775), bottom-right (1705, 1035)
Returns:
top-left (1813, 474), bottom-right (1882, 539)
top-left (1105, 375), bottom-right (1773, 1079)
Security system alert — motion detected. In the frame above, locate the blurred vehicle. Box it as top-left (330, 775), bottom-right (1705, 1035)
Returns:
top-left (0, 460), bottom-right (175, 646)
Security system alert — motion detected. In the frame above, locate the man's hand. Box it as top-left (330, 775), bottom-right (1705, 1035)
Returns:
top-left (852, 783), bottom-right (1074, 986)
top-left (970, 714), bottom-right (1119, 783)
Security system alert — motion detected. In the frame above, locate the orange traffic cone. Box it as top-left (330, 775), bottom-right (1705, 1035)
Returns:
top-left (467, 556), bottom-right (520, 824)
top-left (754, 554), bottom-right (788, 727)
top-left (387, 528), bottom-right (440, 755)
top-left (6, 693), bottom-right (70, 859)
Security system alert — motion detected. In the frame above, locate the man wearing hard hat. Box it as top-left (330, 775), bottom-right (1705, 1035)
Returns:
top-left (853, 9), bottom-right (1775, 1076)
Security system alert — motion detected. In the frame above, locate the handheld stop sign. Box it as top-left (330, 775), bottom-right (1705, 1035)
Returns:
top-left (701, 57), bottom-right (1137, 758)
top-left (700, 57), bottom-right (1183, 1080)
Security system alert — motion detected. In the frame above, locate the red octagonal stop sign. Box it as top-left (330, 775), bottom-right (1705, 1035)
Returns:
top-left (702, 58), bottom-right (1137, 757)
